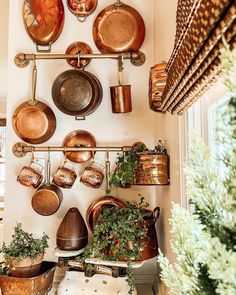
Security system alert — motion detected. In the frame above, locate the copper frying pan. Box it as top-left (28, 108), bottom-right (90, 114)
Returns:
top-left (67, 0), bottom-right (98, 22)
top-left (93, 0), bottom-right (145, 53)
top-left (23, 0), bottom-right (65, 52)
top-left (12, 61), bottom-right (56, 144)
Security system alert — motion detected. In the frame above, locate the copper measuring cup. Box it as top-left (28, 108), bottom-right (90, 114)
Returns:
top-left (110, 55), bottom-right (132, 113)
top-left (17, 149), bottom-right (43, 189)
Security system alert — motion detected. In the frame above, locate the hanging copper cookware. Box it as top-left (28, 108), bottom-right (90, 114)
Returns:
top-left (63, 130), bottom-right (96, 163)
top-left (66, 41), bottom-right (93, 69)
top-left (93, 0), bottom-right (145, 53)
top-left (23, 0), bottom-right (65, 52)
top-left (67, 0), bottom-right (98, 22)
top-left (32, 153), bottom-right (63, 216)
top-left (12, 61), bottom-right (56, 144)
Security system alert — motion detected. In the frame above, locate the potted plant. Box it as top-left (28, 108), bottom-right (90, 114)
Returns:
top-left (0, 222), bottom-right (49, 277)
top-left (77, 197), bottom-right (149, 295)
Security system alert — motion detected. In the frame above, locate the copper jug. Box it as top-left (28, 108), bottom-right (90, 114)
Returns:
top-left (57, 208), bottom-right (88, 251)
top-left (140, 207), bottom-right (160, 260)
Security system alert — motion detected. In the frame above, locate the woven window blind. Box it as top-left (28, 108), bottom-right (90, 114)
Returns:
top-left (157, 0), bottom-right (236, 115)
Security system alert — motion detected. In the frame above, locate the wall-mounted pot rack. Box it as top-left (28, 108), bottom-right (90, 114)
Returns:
top-left (14, 51), bottom-right (146, 68)
top-left (12, 142), bottom-right (132, 158)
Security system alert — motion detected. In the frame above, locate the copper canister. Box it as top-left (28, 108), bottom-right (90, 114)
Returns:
top-left (133, 154), bottom-right (169, 185)
top-left (110, 85), bottom-right (132, 113)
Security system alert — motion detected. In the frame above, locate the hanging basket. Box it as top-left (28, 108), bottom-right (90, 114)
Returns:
top-left (133, 153), bottom-right (169, 185)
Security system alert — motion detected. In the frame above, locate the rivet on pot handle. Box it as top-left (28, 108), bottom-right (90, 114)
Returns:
top-left (152, 207), bottom-right (160, 221)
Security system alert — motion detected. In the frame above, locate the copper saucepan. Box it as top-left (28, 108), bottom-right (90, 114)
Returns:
top-left (93, 0), bottom-right (145, 53)
top-left (12, 61), bottom-right (56, 144)
top-left (32, 153), bottom-right (63, 216)
top-left (23, 0), bottom-right (65, 52)
top-left (52, 69), bottom-right (103, 119)
top-left (67, 0), bottom-right (98, 22)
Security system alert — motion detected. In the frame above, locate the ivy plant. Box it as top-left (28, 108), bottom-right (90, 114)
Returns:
top-left (77, 196), bottom-right (149, 294)
top-left (0, 223), bottom-right (49, 262)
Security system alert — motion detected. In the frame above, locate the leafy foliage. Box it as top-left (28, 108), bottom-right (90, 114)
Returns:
top-left (77, 196), bottom-right (149, 295)
top-left (0, 223), bottom-right (49, 261)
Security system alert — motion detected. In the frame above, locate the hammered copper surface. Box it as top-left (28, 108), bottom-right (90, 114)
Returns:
top-left (110, 85), bottom-right (132, 113)
top-left (23, 0), bottom-right (64, 50)
top-left (93, 2), bottom-right (145, 53)
top-left (13, 101), bottom-right (56, 144)
top-left (86, 196), bottom-right (127, 231)
top-left (80, 164), bottom-right (104, 188)
top-left (52, 69), bottom-right (103, 117)
top-left (17, 166), bottom-right (43, 189)
top-left (0, 261), bottom-right (56, 295)
top-left (52, 167), bottom-right (77, 188)
top-left (57, 207), bottom-right (88, 251)
top-left (63, 130), bottom-right (96, 163)
top-left (66, 41), bottom-right (93, 68)
top-left (67, 0), bottom-right (98, 21)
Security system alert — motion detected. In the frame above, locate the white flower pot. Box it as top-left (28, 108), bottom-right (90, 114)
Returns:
top-left (58, 270), bottom-right (137, 295)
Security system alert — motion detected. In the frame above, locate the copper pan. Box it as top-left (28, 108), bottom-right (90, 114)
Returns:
top-left (67, 0), bottom-right (98, 22)
top-left (93, 0), bottom-right (145, 53)
top-left (63, 130), bottom-right (96, 163)
top-left (52, 69), bottom-right (103, 119)
top-left (32, 153), bottom-right (63, 216)
top-left (23, 0), bottom-right (65, 52)
top-left (12, 62), bottom-right (56, 144)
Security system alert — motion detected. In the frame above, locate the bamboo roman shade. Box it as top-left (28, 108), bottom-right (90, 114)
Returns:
top-left (157, 0), bottom-right (236, 115)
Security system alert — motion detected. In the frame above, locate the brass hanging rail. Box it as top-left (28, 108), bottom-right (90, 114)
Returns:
top-left (14, 51), bottom-right (146, 68)
top-left (12, 142), bottom-right (132, 158)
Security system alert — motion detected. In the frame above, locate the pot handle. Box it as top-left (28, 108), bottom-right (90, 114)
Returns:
top-left (152, 207), bottom-right (160, 221)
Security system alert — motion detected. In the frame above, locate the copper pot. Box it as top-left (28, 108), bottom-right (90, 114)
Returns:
top-left (110, 85), bottom-right (132, 113)
top-left (51, 69), bottom-right (103, 119)
top-left (57, 207), bottom-right (88, 251)
top-left (12, 61), bottom-right (56, 144)
top-left (67, 0), bottom-right (98, 22)
top-left (23, 0), bottom-right (65, 52)
top-left (93, 0), bottom-right (145, 53)
top-left (32, 154), bottom-right (63, 216)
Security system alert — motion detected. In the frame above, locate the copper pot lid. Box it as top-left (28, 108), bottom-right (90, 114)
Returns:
top-left (23, 0), bottom-right (65, 52)
top-left (67, 0), bottom-right (98, 22)
top-left (93, 1), bottom-right (145, 53)
top-left (63, 130), bottom-right (96, 163)
top-left (86, 196), bottom-right (127, 232)
top-left (66, 42), bottom-right (93, 69)
top-left (13, 102), bottom-right (56, 144)
top-left (52, 69), bottom-right (102, 117)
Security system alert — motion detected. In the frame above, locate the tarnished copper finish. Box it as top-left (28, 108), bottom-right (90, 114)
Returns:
top-left (52, 69), bottom-right (103, 117)
top-left (110, 85), bottom-right (132, 113)
top-left (63, 130), bottom-right (96, 163)
top-left (13, 62), bottom-right (56, 144)
top-left (66, 41), bottom-right (93, 68)
top-left (57, 207), bottom-right (88, 251)
top-left (93, 1), bottom-right (145, 53)
top-left (67, 0), bottom-right (98, 22)
top-left (23, 0), bottom-right (64, 52)
top-left (86, 196), bottom-right (127, 232)
top-left (32, 157), bottom-right (63, 216)
top-left (0, 261), bottom-right (57, 295)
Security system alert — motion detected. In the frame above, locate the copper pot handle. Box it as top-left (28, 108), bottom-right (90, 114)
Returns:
top-left (28, 59), bottom-right (38, 106)
top-left (152, 207), bottom-right (160, 221)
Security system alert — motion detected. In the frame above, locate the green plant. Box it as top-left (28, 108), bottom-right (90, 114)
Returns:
top-left (0, 223), bottom-right (49, 262)
top-left (77, 196), bottom-right (149, 294)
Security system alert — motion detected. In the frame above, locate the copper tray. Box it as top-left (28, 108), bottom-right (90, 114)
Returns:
top-left (67, 0), bottom-right (98, 22)
top-left (63, 130), bottom-right (96, 163)
top-left (23, 0), bottom-right (65, 52)
top-left (93, 0), bottom-right (145, 53)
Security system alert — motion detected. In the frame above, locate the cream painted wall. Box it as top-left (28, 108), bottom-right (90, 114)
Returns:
top-left (3, 0), bottom-right (159, 280)
top-left (0, 0), bottom-right (9, 99)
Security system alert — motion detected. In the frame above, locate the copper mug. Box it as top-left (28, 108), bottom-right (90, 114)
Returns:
top-left (110, 85), bottom-right (132, 113)
top-left (17, 161), bottom-right (43, 189)
top-left (53, 160), bottom-right (78, 189)
top-left (80, 162), bottom-right (104, 188)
